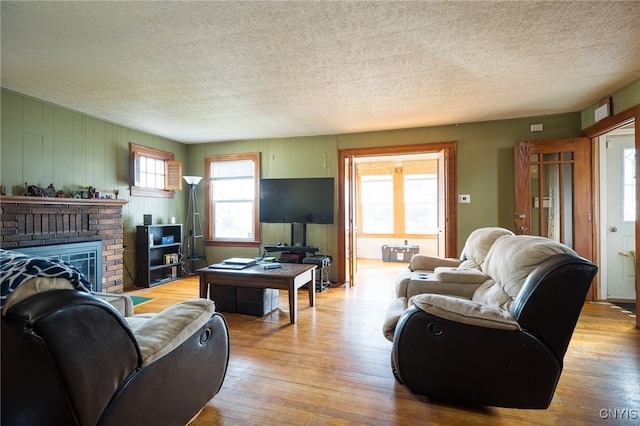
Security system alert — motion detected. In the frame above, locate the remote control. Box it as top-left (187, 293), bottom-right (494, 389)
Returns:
top-left (262, 262), bottom-right (282, 269)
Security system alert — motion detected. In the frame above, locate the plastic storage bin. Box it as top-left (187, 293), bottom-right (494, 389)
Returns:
top-left (381, 245), bottom-right (420, 262)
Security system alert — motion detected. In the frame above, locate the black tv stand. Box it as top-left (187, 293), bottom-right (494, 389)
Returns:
top-left (291, 222), bottom-right (306, 246)
top-left (263, 245), bottom-right (319, 255)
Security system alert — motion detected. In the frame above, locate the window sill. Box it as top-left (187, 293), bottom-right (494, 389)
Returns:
top-left (206, 240), bottom-right (261, 248)
top-left (130, 186), bottom-right (175, 198)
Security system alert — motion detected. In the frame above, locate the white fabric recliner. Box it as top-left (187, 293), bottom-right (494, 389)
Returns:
top-left (383, 227), bottom-right (515, 341)
top-left (389, 234), bottom-right (597, 408)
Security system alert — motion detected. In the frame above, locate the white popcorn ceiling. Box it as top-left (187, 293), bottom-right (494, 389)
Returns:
top-left (2, 1), bottom-right (639, 143)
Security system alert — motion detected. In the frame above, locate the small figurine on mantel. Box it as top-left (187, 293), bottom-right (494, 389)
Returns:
top-left (23, 182), bottom-right (56, 197)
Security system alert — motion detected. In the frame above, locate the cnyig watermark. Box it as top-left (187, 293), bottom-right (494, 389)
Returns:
top-left (599, 408), bottom-right (638, 420)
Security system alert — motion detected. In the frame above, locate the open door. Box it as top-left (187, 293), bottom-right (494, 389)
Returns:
top-left (514, 137), bottom-right (594, 298)
top-left (345, 154), bottom-right (356, 287)
top-left (436, 149), bottom-right (447, 256)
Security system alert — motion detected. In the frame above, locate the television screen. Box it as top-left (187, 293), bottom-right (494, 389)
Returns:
top-left (260, 178), bottom-right (335, 224)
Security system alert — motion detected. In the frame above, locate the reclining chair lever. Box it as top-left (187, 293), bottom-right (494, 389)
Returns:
top-left (428, 322), bottom-right (443, 336)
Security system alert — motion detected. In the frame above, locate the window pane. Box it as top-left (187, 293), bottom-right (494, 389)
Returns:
top-left (361, 175), bottom-right (393, 233)
top-left (405, 174), bottom-right (437, 233)
top-left (155, 159), bottom-right (164, 175)
top-left (212, 160), bottom-right (254, 178)
top-left (213, 178), bottom-right (254, 201)
top-left (135, 155), bottom-right (167, 190)
top-left (623, 147), bottom-right (636, 222)
top-left (214, 201), bottom-right (254, 238)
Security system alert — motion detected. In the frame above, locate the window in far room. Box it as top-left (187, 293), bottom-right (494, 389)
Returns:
top-left (130, 143), bottom-right (182, 198)
top-left (404, 174), bottom-right (438, 234)
top-left (204, 153), bottom-right (261, 246)
top-left (357, 159), bottom-right (438, 237)
top-left (361, 175), bottom-right (393, 233)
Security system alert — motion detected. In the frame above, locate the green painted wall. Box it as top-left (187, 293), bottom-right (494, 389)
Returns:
top-left (0, 89), bottom-right (188, 285)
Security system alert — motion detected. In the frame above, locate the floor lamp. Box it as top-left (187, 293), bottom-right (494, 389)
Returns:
top-left (183, 175), bottom-right (207, 273)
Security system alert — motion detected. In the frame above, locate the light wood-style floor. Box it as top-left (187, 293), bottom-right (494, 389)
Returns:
top-left (126, 259), bottom-right (640, 425)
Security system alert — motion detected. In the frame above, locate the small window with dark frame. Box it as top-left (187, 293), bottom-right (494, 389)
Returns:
top-left (130, 143), bottom-right (182, 198)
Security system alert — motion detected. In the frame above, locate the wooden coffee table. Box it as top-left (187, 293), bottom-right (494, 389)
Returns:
top-left (197, 263), bottom-right (316, 324)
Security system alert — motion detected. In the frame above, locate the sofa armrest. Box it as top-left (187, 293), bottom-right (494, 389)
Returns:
top-left (382, 297), bottom-right (409, 342)
top-left (95, 292), bottom-right (134, 317)
top-left (394, 268), bottom-right (412, 297)
top-left (433, 267), bottom-right (490, 284)
top-left (411, 294), bottom-right (521, 330)
top-left (126, 298), bottom-right (217, 366)
top-left (409, 255), bottom-right (461, 271)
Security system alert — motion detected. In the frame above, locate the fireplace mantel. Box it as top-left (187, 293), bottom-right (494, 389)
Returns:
top-left (1, 195), bottom-right (128, 207)
top-left (1, 196), bottom-right (128, 294)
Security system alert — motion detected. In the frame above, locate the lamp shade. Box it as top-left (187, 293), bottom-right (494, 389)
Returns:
top-left (183, 176), bottom-right (203, 185)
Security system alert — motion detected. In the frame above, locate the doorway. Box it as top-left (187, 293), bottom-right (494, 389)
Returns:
top-left (337, 142), bottom-right (457, 286)
top-left (599, 123), bottom-right (636, 303)
top-left (581, 104), bottom-right (639, 328)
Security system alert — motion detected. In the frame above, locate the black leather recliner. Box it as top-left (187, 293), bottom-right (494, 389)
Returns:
top-left (2, 286), bottom-right (229, 425)
top-left (390, 235), bottom-right (598, 409)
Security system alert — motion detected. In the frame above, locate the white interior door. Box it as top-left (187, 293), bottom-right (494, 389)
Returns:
top-left (602, 132), bottom-right (636, 300)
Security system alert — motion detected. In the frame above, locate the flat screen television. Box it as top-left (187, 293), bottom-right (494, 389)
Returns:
top-left (260, 177), bottom-right (335, 224)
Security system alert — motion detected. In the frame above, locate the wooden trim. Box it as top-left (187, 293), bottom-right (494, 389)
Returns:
top-left (581, 105), bottom-right (639, 137)
top-left (205, 240), bottom-right (261, 248)
top-left (203, 152), bottom-right (261, 245)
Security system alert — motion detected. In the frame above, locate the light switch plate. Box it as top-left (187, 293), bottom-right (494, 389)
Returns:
top-left (458, 194), bottom-right (471, 203)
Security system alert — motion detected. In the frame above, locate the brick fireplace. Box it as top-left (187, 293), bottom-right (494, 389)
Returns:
top-left (1, 196), bottom-right (128, 294)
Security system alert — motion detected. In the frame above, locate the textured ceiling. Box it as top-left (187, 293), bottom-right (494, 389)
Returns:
top-left (2, 1), bottom-right (639, 144)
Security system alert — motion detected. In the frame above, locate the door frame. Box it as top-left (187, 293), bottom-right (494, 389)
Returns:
top-left (598, 128), bottom-right (636, 301)
top-left (582, 104), bottom-right (640, 329)
top-left (337, 142), bottom-right (457, 286)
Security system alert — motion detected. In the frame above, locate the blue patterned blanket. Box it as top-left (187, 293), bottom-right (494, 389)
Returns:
top-left (1, 249), bottom-right (93, 307)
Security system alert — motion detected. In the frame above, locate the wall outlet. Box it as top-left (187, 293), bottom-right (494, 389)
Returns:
top-left (458, 194), bottom-right (471, 203)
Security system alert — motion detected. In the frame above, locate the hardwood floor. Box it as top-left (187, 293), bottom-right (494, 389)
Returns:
top-left (126, 260), bottom-right (640, 425)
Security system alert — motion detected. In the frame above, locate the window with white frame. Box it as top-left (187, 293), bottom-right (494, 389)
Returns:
top-left (205, 153), bottom-right (260, 245)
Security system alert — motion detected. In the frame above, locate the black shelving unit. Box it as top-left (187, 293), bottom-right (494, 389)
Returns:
top-left (136, 224), bottom-right (183, 287)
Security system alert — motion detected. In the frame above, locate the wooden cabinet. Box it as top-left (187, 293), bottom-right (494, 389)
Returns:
top-left (136, 224), bottom-right (183, 287)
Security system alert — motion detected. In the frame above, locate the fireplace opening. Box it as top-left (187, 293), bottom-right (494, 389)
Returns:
top-left (13, 241), bottom-right (103, 292)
